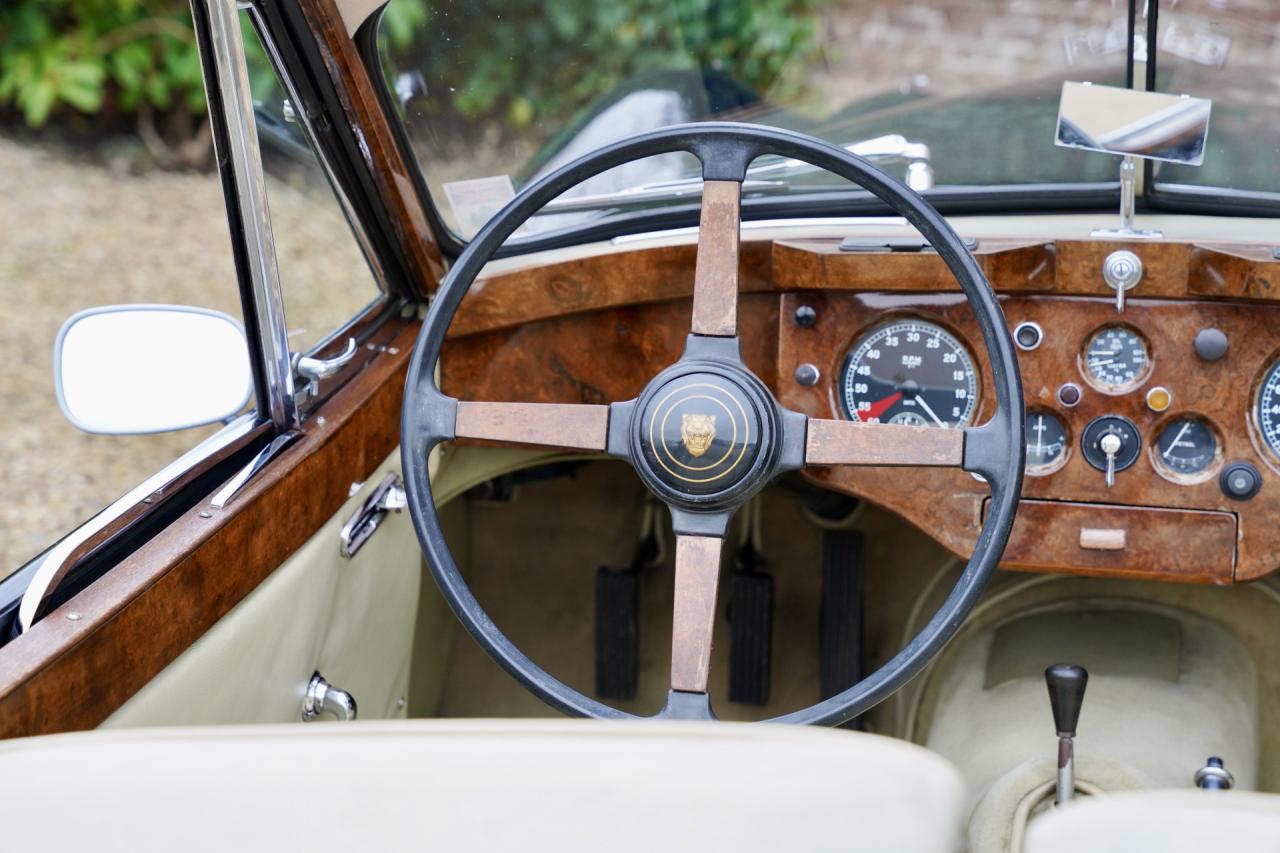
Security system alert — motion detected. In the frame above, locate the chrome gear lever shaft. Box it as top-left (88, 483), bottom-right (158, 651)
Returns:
top-left (1045, 664), bottom-right (1088, 805)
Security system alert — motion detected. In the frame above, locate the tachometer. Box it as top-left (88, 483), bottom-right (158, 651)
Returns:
top-left (840, 320), bottom-right (977, 427)
top-left (1256, 361), bottom-right (1280, 461)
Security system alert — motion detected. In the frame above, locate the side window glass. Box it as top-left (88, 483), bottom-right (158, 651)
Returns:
top-left (242, 21), bottom-right (384, 356)
top-left (0, 96), bottom-right (251, 577)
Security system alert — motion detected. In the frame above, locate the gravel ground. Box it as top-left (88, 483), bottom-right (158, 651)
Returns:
top-left (0, 133), bottom-right (372, 575)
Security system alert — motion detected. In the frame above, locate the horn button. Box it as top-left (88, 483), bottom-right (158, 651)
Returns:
top-left (633, 367), bottom-right (773, 506)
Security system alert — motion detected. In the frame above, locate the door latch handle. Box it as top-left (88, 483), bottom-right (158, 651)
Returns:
top-left (302, 672), bottom-right (357, 722)
top-left (339, 473), bottom-right (407, 559)
top-left (293, 337), bottom-right (358, 396)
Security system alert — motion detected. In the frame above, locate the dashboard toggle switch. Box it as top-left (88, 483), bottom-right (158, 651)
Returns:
top-left (1082, 415), bottom-right (1141, 488)
top-left (1100, 433), bottom-right (1121, 487)
top-left (1102, 249), bottom-right (1143, 313)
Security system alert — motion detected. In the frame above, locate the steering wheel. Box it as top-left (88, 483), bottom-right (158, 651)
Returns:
top-left (402, 123), bottom-right (1024, 725)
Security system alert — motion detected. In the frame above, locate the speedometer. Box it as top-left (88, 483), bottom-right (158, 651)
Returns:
top-left (1256, 360), bottom-right (1280, 461)
top-left (840, 320), bottom-right (977, 427)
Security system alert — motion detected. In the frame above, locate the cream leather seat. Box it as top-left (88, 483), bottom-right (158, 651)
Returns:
top-left (1025, 790), bottom-right (1280, 853)
top-left (0, 719), bottom-right (963, 852)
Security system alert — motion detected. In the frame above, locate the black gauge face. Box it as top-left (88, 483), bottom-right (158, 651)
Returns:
top-left (1258, 361), bottom-right (1280, 461)
top-left (1084, 326), bottom-right (1149, 391)
top-left (1025, 410), bottom-right (1068, 472)
top-left (1154, 417), bottom-right (1217, 478)
top-left (841, 320), bottom-right (977, 428)
top-left (1081, 415), bottom-right (1141, 473)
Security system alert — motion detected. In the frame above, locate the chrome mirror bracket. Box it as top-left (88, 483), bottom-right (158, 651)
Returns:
top-left (1091, 155), bottom-right (1162, 239)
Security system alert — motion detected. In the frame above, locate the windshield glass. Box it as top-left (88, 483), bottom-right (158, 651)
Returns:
top-left (374, 1), bottom-right (1275, 240)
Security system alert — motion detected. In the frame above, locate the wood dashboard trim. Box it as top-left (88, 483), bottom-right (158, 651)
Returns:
top-left (297, 0), bottom-right (445, 293)
top-left (447, 237), bottom-right (1280, 341)
top-left (0, 320), bottom-right (420, 739)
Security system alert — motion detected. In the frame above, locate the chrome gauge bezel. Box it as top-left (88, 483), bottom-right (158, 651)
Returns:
top-left (1249, 354), bottom-right (1280, 474)
top-left (838, 316), bottom-right (980, 428)
top-left (1148, 413), bottom-right (1223, 485)
top-left (1024, 407), bottom-right (1071, 476)
top-left (1079, 323), bottom-right (1153, 395)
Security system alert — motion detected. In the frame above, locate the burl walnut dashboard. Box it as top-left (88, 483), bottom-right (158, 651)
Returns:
top-left (440, 236), bottom-right (1280, 584)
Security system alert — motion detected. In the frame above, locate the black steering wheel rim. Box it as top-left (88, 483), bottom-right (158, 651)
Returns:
top-left (401, 122), bottom-right (1024, 725)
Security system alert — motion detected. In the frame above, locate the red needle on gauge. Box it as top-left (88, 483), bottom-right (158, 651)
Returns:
top-left (863, 391), bottom-right (903, 421)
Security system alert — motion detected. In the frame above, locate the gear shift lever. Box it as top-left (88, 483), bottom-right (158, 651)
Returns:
top-left (1045, 664), bottom-right (1088, 805)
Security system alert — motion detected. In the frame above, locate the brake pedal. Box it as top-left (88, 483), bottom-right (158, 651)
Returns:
top-left (728, 543), bottom-right (773, 705)
top-left (820, 530), bottom-right (864, 701)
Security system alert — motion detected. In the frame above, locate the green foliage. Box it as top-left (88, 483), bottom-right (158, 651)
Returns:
top-left (379, 0), bottom-right (821, 132)
top-left (0, 0), bottom-right (209, 127)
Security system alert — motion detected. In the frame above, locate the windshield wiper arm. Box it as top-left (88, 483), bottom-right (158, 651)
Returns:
top-left (748, 134), bottom-right (934, 190)
top-left (535, 133), bottom-right (933, 215)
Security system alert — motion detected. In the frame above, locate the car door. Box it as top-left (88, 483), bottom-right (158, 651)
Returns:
top-left (0, 0), bottom-right (444, 737)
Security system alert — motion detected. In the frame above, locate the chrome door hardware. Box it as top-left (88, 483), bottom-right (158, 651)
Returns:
top-left (340, 473), bottom-right (407, 558)
top-left (210, 430), bottom-right (302, 510)
top-left (302, 672), bottom-right (357, 722)
top-left (293, 337), bottom-right (357, 396)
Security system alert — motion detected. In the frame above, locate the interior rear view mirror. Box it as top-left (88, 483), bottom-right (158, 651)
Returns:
top-left (55, 305), bottom-right (252, 435)
top-left (1056, 81), bottom-right (1212, 240)
top-left (1055, 81), bottom-right (1212, 165)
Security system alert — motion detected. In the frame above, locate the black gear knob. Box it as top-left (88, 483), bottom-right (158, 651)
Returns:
top-left (1045, 664), bottom-right (1088, 737)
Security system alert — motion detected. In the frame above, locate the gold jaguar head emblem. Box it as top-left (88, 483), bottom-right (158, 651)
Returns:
top-left (680, 413), bottom-right (717, 457)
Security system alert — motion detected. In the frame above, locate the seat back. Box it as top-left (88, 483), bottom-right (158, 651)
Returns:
top-left (0, 719), bottom-right (964, 852)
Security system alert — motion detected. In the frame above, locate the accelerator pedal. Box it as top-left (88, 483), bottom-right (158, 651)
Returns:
top-left (820, 530), bottom-right (865, 703)
top-left (728, 542), bottom-right (774, 705)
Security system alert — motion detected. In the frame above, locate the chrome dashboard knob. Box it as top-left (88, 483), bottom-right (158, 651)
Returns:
top-left (1102, 250), bottom-right (1143, 313)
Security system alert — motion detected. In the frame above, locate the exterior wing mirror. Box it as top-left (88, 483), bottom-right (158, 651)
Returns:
top-left (54, 305), bottom-right (252, 435)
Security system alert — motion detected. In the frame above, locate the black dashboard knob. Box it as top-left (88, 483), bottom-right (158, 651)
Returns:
top-left (1194, 328), bottom-right (1229, 362)
top-left (1220, 462), bottom-right (1262, 501)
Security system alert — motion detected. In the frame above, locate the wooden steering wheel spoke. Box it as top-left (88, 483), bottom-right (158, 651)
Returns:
top-left (805, 418), bottom-right (966, 467)
top-left (669, 533), bottom-right (725, 694)
top-left (690, 180), bottom-right (742, 337)
top-left (454, 401), bottom-right (610, 452)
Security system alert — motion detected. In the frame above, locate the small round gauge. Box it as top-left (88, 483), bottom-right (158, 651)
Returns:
top-left (1153, 416), bottom-right (1219, 480)
top-left (1256, 361), bottom-right (1280, 463)
top-left (1083, 325), bottom-right (1150, 392)
top-left (841, 320), bottom-right (977, 428)
top-left (1025, 410), bottom-right (1068, 473)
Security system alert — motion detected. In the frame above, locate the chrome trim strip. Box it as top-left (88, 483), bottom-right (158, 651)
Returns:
top-left (17, 414), bottom-right (259, 632)
top-left (244, 8), bottom-right (389, 292)
top-left (209, 429), bottom-right (301, 509)
top-left (205, 0), bottom-right (296, 431)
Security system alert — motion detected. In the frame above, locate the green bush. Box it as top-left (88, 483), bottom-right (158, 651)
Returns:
top-left (0, 0), bottom-right (822, 159)
top-left (379, 0), bottom-right (822, 132)
top-left (0, 0), bottom-right (206, 127)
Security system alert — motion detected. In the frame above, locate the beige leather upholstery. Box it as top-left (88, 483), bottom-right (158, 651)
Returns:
top-left (1025, 790), bottom-right (1280, 853)
top-left (102, 455), bottom-right (422, 727)
top-left (0, 720), bottom-right (965, 852)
